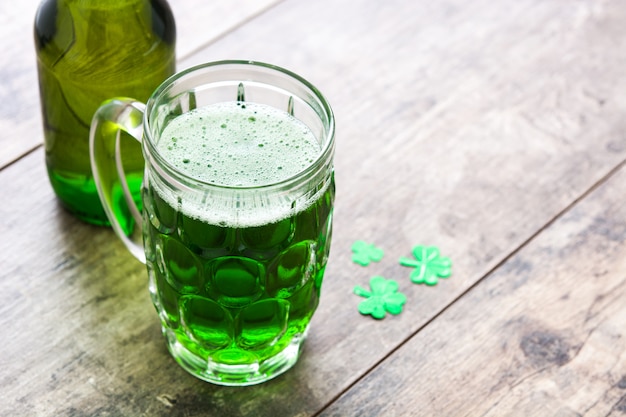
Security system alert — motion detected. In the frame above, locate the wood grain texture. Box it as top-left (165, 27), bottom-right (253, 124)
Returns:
top-left (181, 0), bottom-right (626, 413)
top-left (0, 0), bottom-right (283, 169)
top-left (0, 0), bottom-right (43, 168)
top-left (2, 0), bottom-right (626, 415)
top-left (320, 162), bottom-right (626, 417)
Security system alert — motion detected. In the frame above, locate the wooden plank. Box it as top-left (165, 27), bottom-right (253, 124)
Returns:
top-left (2, 0), bottom-right (626, 415)
top-left (0, 0), bottom-right (283, 169)
top-left (319, 162), bottom-right (626, 417)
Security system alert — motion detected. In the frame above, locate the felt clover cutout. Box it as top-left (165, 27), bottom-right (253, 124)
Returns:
top-left (399, 245), bottom-right (452, 286)
top-left (351, 240), bottom-right (384, 266)
top-left (353, 276), bottom-right (407, 319)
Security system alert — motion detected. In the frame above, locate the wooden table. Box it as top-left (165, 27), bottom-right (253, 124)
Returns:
top-left (2, 0), bottom-right (626, 415)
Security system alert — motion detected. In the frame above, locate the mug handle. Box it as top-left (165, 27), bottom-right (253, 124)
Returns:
top-left (89, 98), bottom-right (147, 263)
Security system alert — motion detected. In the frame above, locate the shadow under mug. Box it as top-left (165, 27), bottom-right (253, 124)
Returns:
top-left (89, 60), bottom-right (335, 386)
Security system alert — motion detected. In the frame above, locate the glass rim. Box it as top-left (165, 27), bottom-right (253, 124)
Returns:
top-left (143, 59), bottom-right (335, 191)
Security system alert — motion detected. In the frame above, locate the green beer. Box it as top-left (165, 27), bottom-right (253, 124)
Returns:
top-left (143, 101), bottom-right (335, 385)
top-left (34, 0), bottom-right (176, 229)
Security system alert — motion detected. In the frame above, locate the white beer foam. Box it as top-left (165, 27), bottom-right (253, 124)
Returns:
top-left (159, 102), bottom-right (319, 187)
top-left (151, 102), bottom-right (326, 227)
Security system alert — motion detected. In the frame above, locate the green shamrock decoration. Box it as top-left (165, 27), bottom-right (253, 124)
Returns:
top-left (399, 245), bottom-right (452, 286)
top-left (351, 240), bottom-right (384, 266)
top-left (353, 276), bottom-right (407, 319)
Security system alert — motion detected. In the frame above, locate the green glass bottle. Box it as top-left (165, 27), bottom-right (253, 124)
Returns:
top-left (34, 0), bottom-right (176, 229)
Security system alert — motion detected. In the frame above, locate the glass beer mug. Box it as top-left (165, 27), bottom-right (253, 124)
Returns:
top-left (90, 61), bottom-right (335, 386)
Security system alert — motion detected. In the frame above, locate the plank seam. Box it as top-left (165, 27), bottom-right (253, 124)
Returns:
top-left (0, 144), bottom-right (42, 173)
top-left (177, 0), bottom-right (290, 63)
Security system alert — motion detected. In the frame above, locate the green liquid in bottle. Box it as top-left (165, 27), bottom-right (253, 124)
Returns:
top-left (34, 0), bottom-right (176, 230)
